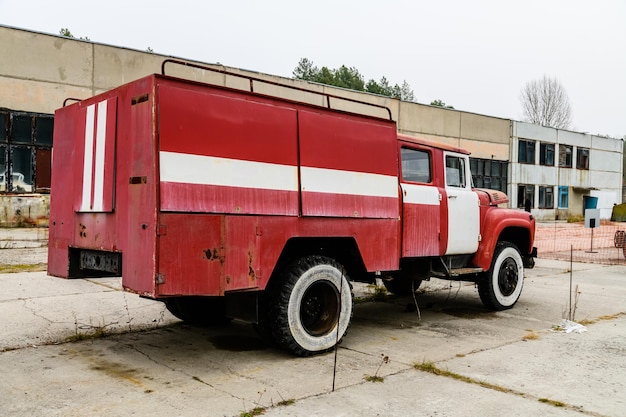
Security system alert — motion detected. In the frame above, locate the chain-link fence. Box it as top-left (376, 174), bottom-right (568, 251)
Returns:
top-left (536, 221), bottom-right (626, 265)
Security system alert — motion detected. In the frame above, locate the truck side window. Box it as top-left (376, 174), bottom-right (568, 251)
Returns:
top-left (446, 155), bottom-right (466, 188)
top-left (401, 148), bottom-right (431, 183)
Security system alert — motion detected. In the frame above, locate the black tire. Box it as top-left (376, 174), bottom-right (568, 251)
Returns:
top-left (164, 296), bottom-right (230, 325)
top-left (478, 242), bottom-right (524, 311)
top-left (268, 255), bottom-right (353, 356)
top-left (382, 276), bottom-right (422, 296)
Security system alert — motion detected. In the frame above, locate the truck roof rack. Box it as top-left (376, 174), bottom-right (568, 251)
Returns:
top-left (161, 59), bottom-right (393, 121)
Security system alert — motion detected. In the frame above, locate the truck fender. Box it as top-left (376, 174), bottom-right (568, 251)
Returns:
top-left (472, 209), bottom-right (535, 271)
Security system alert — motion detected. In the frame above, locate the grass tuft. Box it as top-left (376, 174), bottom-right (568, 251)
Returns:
top-left (240, 407), bottom-right (266, 417)
top-left (522, 330), bottom-right (540, 341)
top-left (0, 263), bottom-right (47, 274)
top-left (539, 398), bottom-right (565, 407)
top-left (363, 374), bottom-right (385, 383)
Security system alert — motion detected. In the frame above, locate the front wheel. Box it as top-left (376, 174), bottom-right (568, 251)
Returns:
top-left (269, 255), bottom-right (353, 356)
top-left (478, 243), bottom-right (524, 311)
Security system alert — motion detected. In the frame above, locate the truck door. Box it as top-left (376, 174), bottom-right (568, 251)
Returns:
top-left (399, 146), bottom-right (441, 257)
top-left (444, 152), bottom-right (479, 255)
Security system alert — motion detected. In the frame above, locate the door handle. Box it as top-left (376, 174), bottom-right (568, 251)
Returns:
top-left (448, 195), bottom-right (457, 199)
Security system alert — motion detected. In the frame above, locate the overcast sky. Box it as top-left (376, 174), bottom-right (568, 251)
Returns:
top-left (2, 0), bottom-right (625, 138)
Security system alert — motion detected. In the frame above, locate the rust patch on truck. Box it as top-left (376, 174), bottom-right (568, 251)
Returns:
top-left (204, 247), bottom-right (224, 264)
top-left (248, 251), bottom-right (256, 282)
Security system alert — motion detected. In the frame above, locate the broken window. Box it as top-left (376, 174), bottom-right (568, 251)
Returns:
top-left (0, 109), bottom-right (53, 194)
top-left (559, 145), bottom-right (573, 168)
top-left (517, 184), bottom-right (534, 209)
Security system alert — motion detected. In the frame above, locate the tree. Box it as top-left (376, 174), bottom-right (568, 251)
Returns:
top-left (520, 75), bottom-right (572, 129)
top-left (365, 76), bottom-right (393, 96)
top-left (292, 58), bottom-right (318, 81)
top-left (293, 58), bottom-right (415, 101)
top-left (333, 65), bottom-right (365, 91)
top-left (430, 99), bottom-right (454, 109)
top-left (394, 81), bottom-right (415, 102)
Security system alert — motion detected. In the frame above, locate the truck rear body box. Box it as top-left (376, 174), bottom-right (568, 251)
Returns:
top-left (48, 74), bottom-right (402, 297)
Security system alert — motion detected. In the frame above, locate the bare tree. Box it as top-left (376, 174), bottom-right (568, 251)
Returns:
top-left (520, 75), bottom-right (572, 129)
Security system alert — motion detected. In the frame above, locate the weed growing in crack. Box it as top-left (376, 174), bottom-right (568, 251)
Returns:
top-left (240, 390), bottom-right (267, 417)
top-left (539, 398), bottom-right (565, 407)
top-left (0, 264), bottom-right (47, 273)
top-left (240, 407), bottom-right (265, 417)
top-left (274, 391), bottom-right (295, 407)
top-left (66, 315), bottom-right (116, 343)
top-left (564, 284), bottom-right (581, 321)
top-left (413, 360), bottom-right (511, 394)
top-left (364, 353), bottom-right (389, 383)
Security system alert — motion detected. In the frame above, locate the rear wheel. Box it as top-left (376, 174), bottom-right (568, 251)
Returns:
top-left (478, 243), bottom-right (524, 311)
top-left (268, 255), bottom-right (353, 356)
top-left (164, 297), bottom-right (230, 325)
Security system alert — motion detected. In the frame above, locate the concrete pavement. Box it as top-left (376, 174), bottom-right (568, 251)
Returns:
top-left (0, 258), bottom-right (625, 416)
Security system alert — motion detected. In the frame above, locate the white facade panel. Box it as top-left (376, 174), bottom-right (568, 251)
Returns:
top-left (592, 135), bottom-right (624, 153)
top-left (590, 171), bottom-right (622, 189)
top-left (515, 122), bottom-right (557, 142)
top-left (590, 150), bottom-right (621, 172)
top-left (556, 130), bottom-right (590, 147)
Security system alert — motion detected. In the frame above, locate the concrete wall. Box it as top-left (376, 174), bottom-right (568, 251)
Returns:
top-left (1, 25), bottom-right (514, 227)
top-left (511, 122), bottom-right (624, 220)
top-left (0, 195), bottom-right (49, 227)
top-left (1, 25), bottom-right (623, 226)
top-left (0, 24), bottom-right (510, 148)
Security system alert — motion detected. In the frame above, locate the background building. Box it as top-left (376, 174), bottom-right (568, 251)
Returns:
top-left (511, 122), bottom-right (623, 221)
top-left (0, 24), bottom-right (623, 226)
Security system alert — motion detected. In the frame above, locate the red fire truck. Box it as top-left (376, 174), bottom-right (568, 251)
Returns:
top-left (49, 60), bottom-right (536, 356)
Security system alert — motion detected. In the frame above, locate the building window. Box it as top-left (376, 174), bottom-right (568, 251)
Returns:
top-left (470, 158), bottom-right (508, 193)
top-left (401, 148), bottom-right (431, 183)
top-left (517, 184), bottom-right (534, 209)
top-left (558, 186), bottom-right (569, 208)
top-left (539, 143), bottom-right (555, 166)
top-left (0, 109), bottom-right (53, 194)
top-left (538, 186), bottom-right (554, 209)
top-left (576, 147), bottom-right (590, 170)
top-left (559, 145), bottom-right (572, 168)
top-left (518, 139), bottom-right (535, 164)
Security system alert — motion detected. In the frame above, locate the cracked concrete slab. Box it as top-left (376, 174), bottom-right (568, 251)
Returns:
top-left (0, 259), bottom-right (625, 417)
